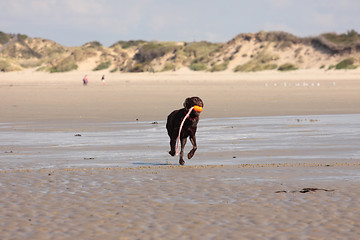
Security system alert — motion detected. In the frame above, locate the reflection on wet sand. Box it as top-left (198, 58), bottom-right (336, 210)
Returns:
top-left (1, 114), bottom-right (359, 171)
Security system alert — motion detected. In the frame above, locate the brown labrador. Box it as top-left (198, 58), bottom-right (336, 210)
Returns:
top-left (166, 97), bottom-right (204, 165)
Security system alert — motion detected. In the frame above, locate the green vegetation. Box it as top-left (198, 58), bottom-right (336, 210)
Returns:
top-left (183, 41), bottom-right (221, 58)
top-left (27, 39), bottom-right (66, 59)
top-left (134, 42), bottom-right (178, 63)
top-left (189, 62), bottom-right (207, 71)
top-left (327, 58), bottom-right (358, 70)
top-left (1, 30), bottom-right (360, 73)
top-left (18, 34), bottom-right (28, 41)
top-left (210, 60), bottom-right (229, 72)
top-left (71, 48), bottom-right (97, 62)
top-left (181, 41), bottom-right (223, 71)
top-left (234, 45), bottom-right (279, 72)
top-left (1, 42), bottom-right (41, 59)
top-left (162, 62), bottom-right (176, 72)
top-left (0, 31), bottom-right (10, 44)
top-left (0, 59), bottom-right (11, 71)
top-left (278, 63), bottom-right (298, 71)
top-left (328, 65), bottom-right (336, 70)
top-left (46, 47), bottom-right (96, 73)
top-left (83, 41), bottom-right (102, 48)
top-left (93, 61), bottom-right (111, 71)
top-left (259, 31), bottom-right (302, 43)
top-left (182, 41), bottom-right (222, 63)
top-left (19, 59), bottom-right (42, 68)
top-left (335, 58), bottom-right (357, 69)
top-left (321, 30), bottom-right (360, 46)
top-left (111, 40), bottom-right (147, 49)
top-left (234, 62), bottom-right (277, 72)
top-left (316, 30), bottom-right (360, 54)
top-left (129, 63), bottom-right (146, 72)
top-left (49, 59), bottom-right (78, 73)
top-left (0, 58), bottom-right (22, 71)
top-left (276, 41), bottom-right (293, 50)
top-left (45, 47), bottom-right (96, 73)
top-left (127, 42), bottom-right (179, 72)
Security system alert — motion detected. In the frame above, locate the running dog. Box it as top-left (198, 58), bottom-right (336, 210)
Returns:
top-left (166, 97), bottom-right (204, 165)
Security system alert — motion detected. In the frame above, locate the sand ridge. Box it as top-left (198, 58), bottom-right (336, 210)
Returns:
top-left (1, 161), bottom-right (360, 174)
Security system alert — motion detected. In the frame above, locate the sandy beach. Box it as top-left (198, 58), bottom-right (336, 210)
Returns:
top-left (1, 69), bottom-right (360, 239)
top-left (1, 69), bottom-right (360, 122)
top-left (0, 164), bottom-right (359, 239)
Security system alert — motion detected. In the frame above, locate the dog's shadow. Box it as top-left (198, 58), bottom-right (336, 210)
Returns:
top-left (132, 162), bottom-right (177, 166)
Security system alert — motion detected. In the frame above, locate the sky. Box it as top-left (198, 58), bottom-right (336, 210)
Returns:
top-left (0, 0), bottom-right (359, 47)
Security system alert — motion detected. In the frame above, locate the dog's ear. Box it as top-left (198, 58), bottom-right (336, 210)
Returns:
top-left (183, 98), bottom-right (191, 108)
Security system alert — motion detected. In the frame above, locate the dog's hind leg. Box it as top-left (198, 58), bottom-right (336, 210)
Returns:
top-left (179, 137), bottom-right (187, 165)
top-left (188, 135), bottom-right (197, 159)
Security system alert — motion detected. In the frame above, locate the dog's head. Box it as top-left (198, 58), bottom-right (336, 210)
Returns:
top-left (183, 96), bottom-right (204, 118)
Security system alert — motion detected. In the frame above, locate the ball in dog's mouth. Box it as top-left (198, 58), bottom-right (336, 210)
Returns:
top-left (193, 105), bottom-right (203, 112)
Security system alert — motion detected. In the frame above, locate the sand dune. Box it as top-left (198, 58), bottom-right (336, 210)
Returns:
top-left (1, 31), bottom-right (360, 73)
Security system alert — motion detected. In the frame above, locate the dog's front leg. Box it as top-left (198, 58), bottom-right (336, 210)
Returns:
top-left (169, 138), bottom-right (176, 156)
top-left (188, 134), bottom-right (197, 159)
top-left (179, 137), bottom-right (187, 165)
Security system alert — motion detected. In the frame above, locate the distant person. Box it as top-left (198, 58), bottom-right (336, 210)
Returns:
top-left (101, 75), bottom-right (105, 85)
top-left (83, 75), bottom-right (88, 86)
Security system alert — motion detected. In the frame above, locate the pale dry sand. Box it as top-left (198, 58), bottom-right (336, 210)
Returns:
top-left (1, 69), bottom-right (360, 239)
top-left (1, 69), bottom-right (360, 122)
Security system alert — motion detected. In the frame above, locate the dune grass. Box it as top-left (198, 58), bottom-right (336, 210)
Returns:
top-left (93, 61), bottom-right (111, 71)
top-left (49, 59), bottom-right (78, 73)
top-left (278, 63), bottom-right (298, 71)
top-left (321, 30), bottom-right (360, 46)
top-left (161, 62), bottom-right (176, 72)
top-left (210, 60), bottom-right (229, 72)
top-left (335, 58), bottom-right (357, 69)
top-left (189, 62), bottom-right (207, 71)
top-left (234, 44), bottom-right (279, 72)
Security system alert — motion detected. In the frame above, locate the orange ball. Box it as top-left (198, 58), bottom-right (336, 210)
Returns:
top-left (193, 105), bottom-right (203, 112)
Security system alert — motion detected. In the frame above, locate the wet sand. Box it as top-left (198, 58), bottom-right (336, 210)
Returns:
top-left (1, 164), bottom-right (360, 239)
top-left (1, 114), bottom-right (359, 171)
top-left (1, 70), bottom-right (360, 239)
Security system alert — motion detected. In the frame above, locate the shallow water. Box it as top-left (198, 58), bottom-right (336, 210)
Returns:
top-left (0, 114), bottom-right (359, 170)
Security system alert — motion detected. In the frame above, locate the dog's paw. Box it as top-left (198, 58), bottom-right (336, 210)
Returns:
top-left (188, 149), bottom-right (196, 159)
top-left (179, 159), bottom-right (185, 165)
top-left (169, 150), bottom-right (175, 156)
